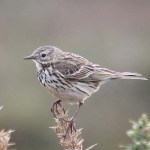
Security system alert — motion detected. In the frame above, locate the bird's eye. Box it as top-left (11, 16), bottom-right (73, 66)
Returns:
top-left (41, 53), bottom-right (46, 57)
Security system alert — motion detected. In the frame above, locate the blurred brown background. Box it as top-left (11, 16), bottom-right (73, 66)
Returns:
top-left (0, 0), bottom-right (150, 150)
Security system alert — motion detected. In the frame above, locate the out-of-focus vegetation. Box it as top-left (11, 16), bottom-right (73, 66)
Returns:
top-left (0, 1), bottom-right (149, 150)
top-left (0, 107), bottom-right (14, 150)
top-left (121, 114), bottom-right (150, 150)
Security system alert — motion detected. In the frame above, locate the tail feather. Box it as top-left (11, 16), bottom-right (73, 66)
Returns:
top-left (119, 72), bottom-right (147, 80)
top-left (93, 65), bottom-right (147, 81)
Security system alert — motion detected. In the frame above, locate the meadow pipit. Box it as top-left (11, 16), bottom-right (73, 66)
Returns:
top-left (24, 46), bottom-right (147, 136)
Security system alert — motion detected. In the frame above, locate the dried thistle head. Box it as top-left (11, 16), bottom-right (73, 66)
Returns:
top-left (50, 104), bottom-right (97, 150)
top-left (0, 107), bottom-right (15, 150)
top-left (0, 130), bottom-right (15, 150)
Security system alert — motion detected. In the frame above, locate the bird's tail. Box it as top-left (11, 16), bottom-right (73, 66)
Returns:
top-left (118, 72), bottom-right (147, 80)
top-left (93, 65), bottom-right (147, 81)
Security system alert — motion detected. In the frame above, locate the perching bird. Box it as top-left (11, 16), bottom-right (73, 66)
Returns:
top-left (24, 46), bottom-right (147, 135)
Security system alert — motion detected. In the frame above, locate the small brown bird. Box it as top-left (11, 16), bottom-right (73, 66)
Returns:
top-left (24, 46), bottom-right (147, 135)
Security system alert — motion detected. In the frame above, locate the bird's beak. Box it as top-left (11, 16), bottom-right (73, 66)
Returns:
top-left (24, 55), bottom-right (36, 60)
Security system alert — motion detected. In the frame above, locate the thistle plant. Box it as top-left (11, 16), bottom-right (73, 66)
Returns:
top-left (0, 130), bottom-right (15, 150)
top-left (121, 114), bottom-right (150, 150)
top-left (0, 107), bottom-right (14, 150)
top-left (50, 104), bottom-right (97, 150)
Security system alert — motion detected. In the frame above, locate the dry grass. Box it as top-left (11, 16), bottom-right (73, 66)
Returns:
top-left (50, 104), bottom-right (97, 150)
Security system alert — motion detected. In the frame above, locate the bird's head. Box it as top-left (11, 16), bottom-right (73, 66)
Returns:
top-left (24, 46), bottom-right (63, 68)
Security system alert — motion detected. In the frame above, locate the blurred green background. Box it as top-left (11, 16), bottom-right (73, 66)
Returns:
top-left (0, 0), bottom-right (150, 150)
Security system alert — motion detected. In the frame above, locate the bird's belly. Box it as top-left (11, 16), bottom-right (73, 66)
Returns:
top-left (47, 85), bottom-right (82, 104)
top-left (38, 69), bottom-right (101, 104)
top-left (46, 81), bottom-right (101, 104)
top-left (38, 74), bottom-right (81, 103)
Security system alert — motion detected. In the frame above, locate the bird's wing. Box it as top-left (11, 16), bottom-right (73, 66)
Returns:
top-left (52, 53), bottom-right (95, 80)
top-left (52, 53), bottom-right (123, 81)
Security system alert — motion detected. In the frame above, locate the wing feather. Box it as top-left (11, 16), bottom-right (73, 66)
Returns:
top-left (52, 53), bottom-right (95, 80)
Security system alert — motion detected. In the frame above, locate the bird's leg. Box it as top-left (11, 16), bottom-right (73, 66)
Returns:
top-left (51, 100), bottom-right (65, 118)
top-left (64, 101), bottom-right (83, 138)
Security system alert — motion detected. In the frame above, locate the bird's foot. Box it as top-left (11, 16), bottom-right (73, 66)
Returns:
top-left (63, 117), bottom-right (76, 138)
top-left (51, 100), bottom-right (65, 118)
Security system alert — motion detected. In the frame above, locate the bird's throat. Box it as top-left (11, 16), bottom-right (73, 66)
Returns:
top-left (41, 63), bottom-right (51, 68)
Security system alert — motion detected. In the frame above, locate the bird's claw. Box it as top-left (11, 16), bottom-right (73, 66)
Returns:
top-left (63, 118), bottom-right (76, 138)
top-left (51, 100), bottom-right (65, 118)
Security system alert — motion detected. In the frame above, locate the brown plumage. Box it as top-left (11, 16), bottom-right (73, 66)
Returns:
top-left (24, 45), bottom-right (147, 136)
top-left (24, 46), bottom-right (147, 104)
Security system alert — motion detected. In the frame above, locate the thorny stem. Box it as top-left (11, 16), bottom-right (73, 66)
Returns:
top-left (50, 103), bottom-right (97, 150)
